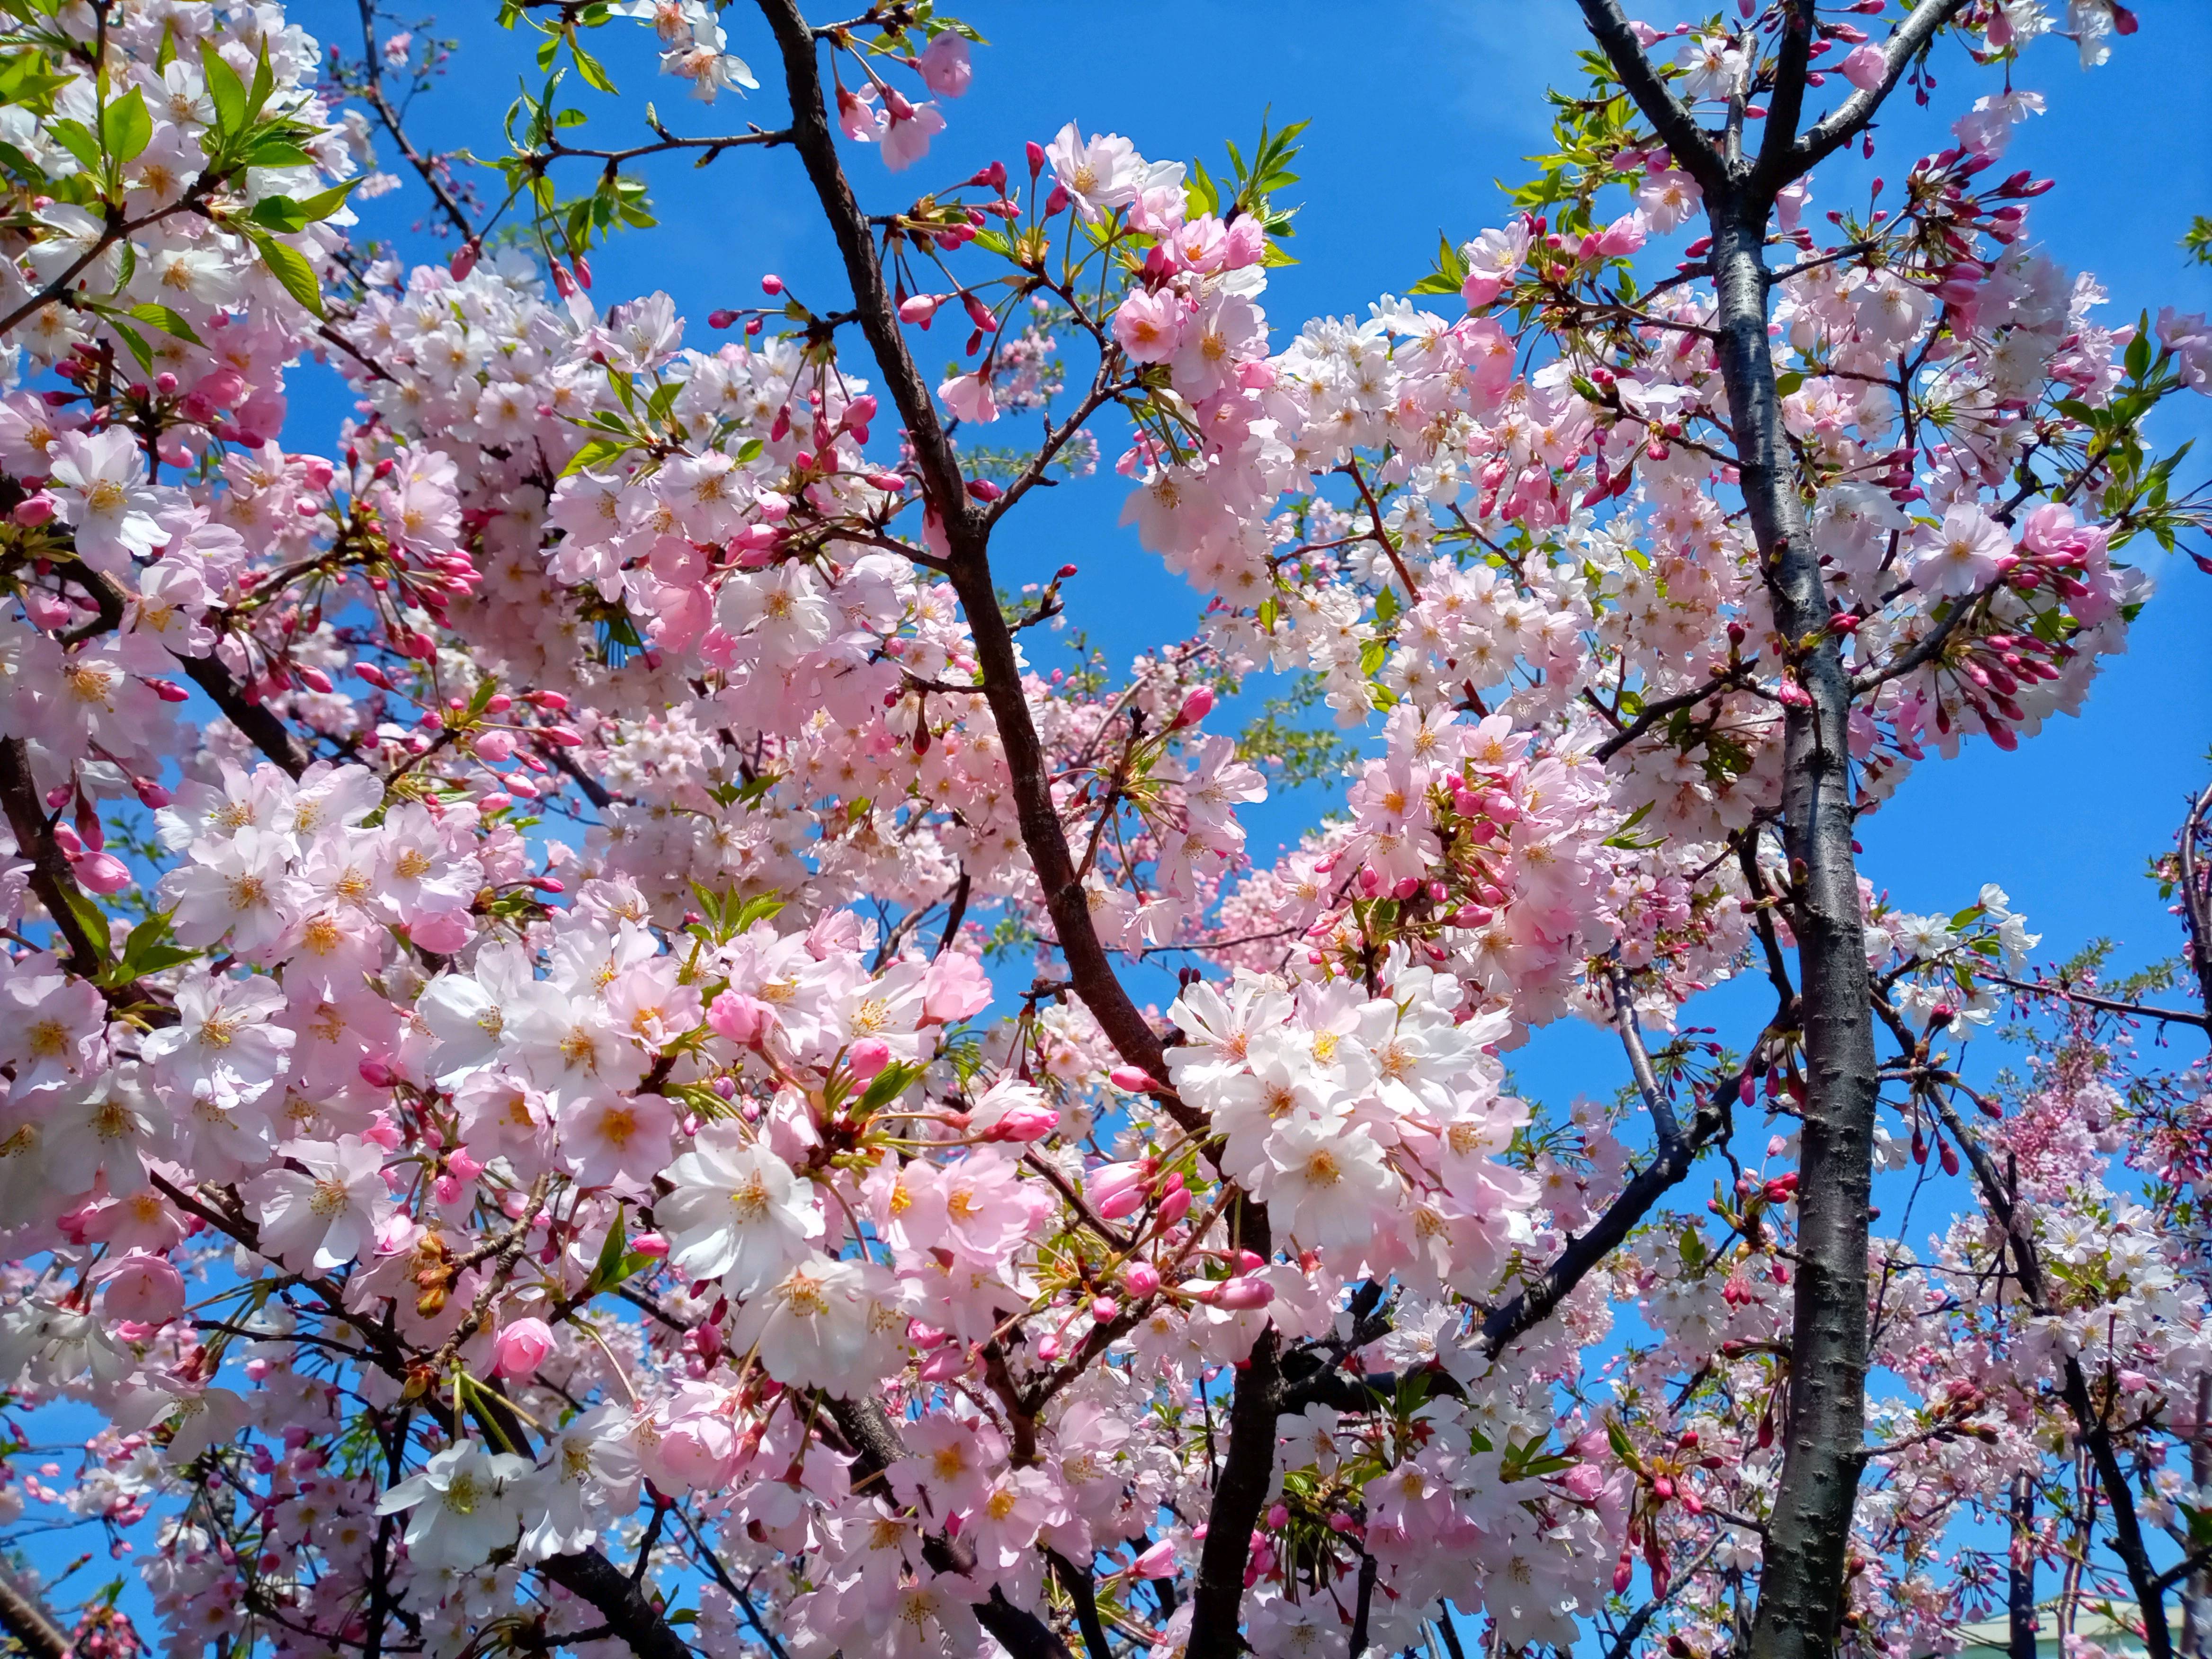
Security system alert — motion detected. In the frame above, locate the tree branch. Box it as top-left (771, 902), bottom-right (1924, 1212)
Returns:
top-left (0, 1561), bottom-right (72, 1659)
top-left (1790, 0), bottom-right (1973, 177)
top-left (1574, 0), bottom-right (1726, 192)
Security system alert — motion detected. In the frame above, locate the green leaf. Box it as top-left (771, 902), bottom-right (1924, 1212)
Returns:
top-left (731, 892), bottom-right (783, 931)
top-left (105, 317), bottom-right (153, 371)
top-left (100, 85), bottom-right (152, 166)
top-left (244, 39), bottom-right (276, 123)
top-left (560, 436), bottom-right (631, 477)
top-left (1372, 583), bottom-right (1400, 625)
top-left (275, 178), bottom-right (362, 229)
top-left (1605, 1415), bottom-right (1639, 1467)
top-left (240, 136), bottom-right (316, 169)
top-left (583, 1208), bottom-right (629, 1294)
top-left (246, 194), bottom-right (311, 232)
top-left (125, 302), bottom-right (203, 346)
top-left (248, 230), bottom-right (323, 317)
top-left (855, 1061), bottom-right (925, 1118)
top-left (568, 34), bottom-right (618, 94)
top-left (100, 912), bottom-right (195, 987)
top-left (43, 116), bottom-right (101, 177)
top-left (199, 40), bottom-right (247, 137)
top-left (1774, 368), bottom-right (1806, 397)
top-left (62, 884), bottom-right (112, 966)
top-left (0, 49), bottom-right (72, 112)
top-left (2124, 317), bottom-right (2151, 383)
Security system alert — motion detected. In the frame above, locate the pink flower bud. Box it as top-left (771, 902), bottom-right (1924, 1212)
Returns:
top-left (1839, 44), bottom-right (1886, 90)
top-left (1172, 686), bottom-right (1214, 729)
top-left (11, 491), bottom-right (57, 526)
top-left (449, 241), bottom-right (479, 280)
top-left (1087, 1160), bottom-right (1151, 1219)
top-left (491, 1317), bottom-right (554, 1377)
top-left (1091, 1296), bottom-right (1119, 1323)
top-left (1155, 1184), bottom-right (1192, 1225)
top-left (988, 1104), bottom-right (1059, 1142)
top-left (760, 274), bottom-right (785, 296)
top-left (919, 1344), bottom-right (970, 1382)
top-left (1123, 1261), bottom-right (1161, 1297)
top-left (1203, 1276), bottom-right (1273, 1311)
top-left (709, 309), bottom-right (738, 329)
top-left (1107, 1065), bottom-right (1156, 1093)
top-left (847, 1037), bottom-right (892, 1082)
top-left (1132, 1539), bottom-right (1177, 1579)
top-left (705, 992), bottom-right (769, 1048)
top-left (921, 950), bottom-right (992, 1025)
top-left (410, 910), bottom-right (473, 954)
top-left (97, 1251), bottom-right (186, 1324)
top-left (71, 849), bottom-right (132, 894)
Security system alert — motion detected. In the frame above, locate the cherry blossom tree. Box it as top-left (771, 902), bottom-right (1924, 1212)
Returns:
top-left (0, 2), bottom-right (2207, 1658)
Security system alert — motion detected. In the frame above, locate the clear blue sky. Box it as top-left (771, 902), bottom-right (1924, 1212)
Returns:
top-left (292, 0), bottom-right (2212, 1112)
top-left (7, 6), bottom-right (2194, 1637)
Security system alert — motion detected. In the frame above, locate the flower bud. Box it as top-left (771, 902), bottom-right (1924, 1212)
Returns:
top-left (98, 1251), bottom-right (187, 1324)
top-left (847, 1037), bottom-right (892, 1082)
top-left (988, 1104), bottom-right (1059, 1142)
top-left (1171, 686), bottom-right (1214, 728)
top-left (1132, 1539), bottom-right (1177, 1579)
top-left (492, 1317), bottom-right (554, 1378)
top-left (1202, 1276), bottom-right (1274, 1311)
top-left (71, 849), bottom-right (133, 894)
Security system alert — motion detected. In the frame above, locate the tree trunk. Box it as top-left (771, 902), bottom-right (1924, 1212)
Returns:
top-left (2011, 1477), bottom-right (2040, 1659)
top-left (1707, 197), bottom-right (1882, 1659)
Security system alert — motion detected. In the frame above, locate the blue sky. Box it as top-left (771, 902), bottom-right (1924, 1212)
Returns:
top-left (288, 0), bottom-right (2212, 1112)
top-left (4, 2), bottom-right (2203, 1641)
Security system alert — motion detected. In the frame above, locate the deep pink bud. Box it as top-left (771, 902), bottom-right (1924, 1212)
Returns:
top-left (847, 1037), bottom-right (892, 1082)
top-left (760, 274), bottom-right (785, 295)
top-left (449, 241), bottom-right (479, 280)
top-left (71, 850), bottom-right (132, 894)
top-left (989, 1104), bottom-right (1059, 1142)
top-left (1202, 1276), bottom-right (1274, 1311)
top-left (491, 1317), bottom-right (554, 1377)
top-left (1132, 1540), bottom-right (1177, 1579)
top-left (1086, 1160), bottom-right (1151, 1219)
top-left (1171, 686), bottom-right (1214, 729)
top-left (97, 1252), bottom-right (187, 1324)
top-left (708, 991), bottom-right (771, 1044)
top-left (709, 309), bottom-right (738, 329)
